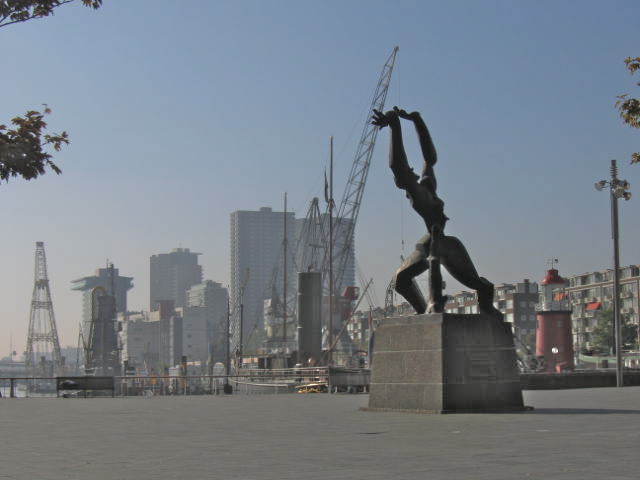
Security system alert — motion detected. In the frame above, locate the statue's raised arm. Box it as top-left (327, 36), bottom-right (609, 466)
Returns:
top-left (395, 108), bottom-right (438, 173)
top-left (375, 106), bottom-right (501, 318)
top-left (372, 108), bottom-right (419, 191)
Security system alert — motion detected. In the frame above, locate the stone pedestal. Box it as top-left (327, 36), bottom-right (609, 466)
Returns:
top-left (367, 313), bottom-right (525, 413)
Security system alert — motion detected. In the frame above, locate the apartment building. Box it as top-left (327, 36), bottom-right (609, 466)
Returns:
top-left (565, 264), bottom-right (640, 352)
top-left (444, 280), bottom-right (539, 359)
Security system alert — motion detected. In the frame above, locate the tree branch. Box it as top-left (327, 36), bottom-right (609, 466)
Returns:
top-left (0, 0), bottom-right (101, 29)
top-left (616, 56), bottom-right (640, 164)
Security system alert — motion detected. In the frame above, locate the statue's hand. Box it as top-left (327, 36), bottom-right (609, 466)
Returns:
top-left (394, 107), bottom-right (420, 121)
top-left (371, 109), bottom-right (389, 128)
top-left (371, 109), bottom-right (398, 129)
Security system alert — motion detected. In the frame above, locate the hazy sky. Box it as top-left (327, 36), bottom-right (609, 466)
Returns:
top-left (1, 0), bottom-right (639, 358)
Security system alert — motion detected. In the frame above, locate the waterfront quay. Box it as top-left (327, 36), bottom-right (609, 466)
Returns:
top-left (2, 387), bottom-right (640, 480)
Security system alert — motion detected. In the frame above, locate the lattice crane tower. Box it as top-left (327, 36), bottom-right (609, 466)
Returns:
top-left (25, 241), bottom-right (64, 377)
top-left (330, 46), bottom-right (398, 295)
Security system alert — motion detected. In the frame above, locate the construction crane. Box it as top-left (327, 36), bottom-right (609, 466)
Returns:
top-left (270, 47), bottom-right (399, 364)
top-left (329, 46), bottom-right (399, 296)
top-left (322, 47), bottom-right (399, 362)
top-left (294, 47), bottom-right (399, 298)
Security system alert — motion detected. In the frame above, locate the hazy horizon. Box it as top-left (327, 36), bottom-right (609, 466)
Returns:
top-left (2, 0), bottom-right (639, 358)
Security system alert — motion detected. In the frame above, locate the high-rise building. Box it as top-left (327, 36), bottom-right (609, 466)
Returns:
top-left (186, 280), bottom-right (228, 363)
top-left (71, 265), bottom-right (133, 340)
top-left (230, 207), bottom-right (295, 354)
top-left (150, 248), bottom-right (202, 311)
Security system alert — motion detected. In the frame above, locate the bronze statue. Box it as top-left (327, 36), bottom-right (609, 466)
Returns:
top-left (372, 107), bottom-right (501, 317)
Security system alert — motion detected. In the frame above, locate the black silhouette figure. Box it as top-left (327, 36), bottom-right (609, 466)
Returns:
top-left (372, 107), bottom-right (501, 317)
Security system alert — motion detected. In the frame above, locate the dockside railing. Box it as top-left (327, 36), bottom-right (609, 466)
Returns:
top-left (1, 367), bottom-right (332, 397)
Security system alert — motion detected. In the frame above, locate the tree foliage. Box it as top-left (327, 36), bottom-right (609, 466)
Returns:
top-left (0, 0), bottom-right (101, 28)
top-left (615, 57), bottom-right (640, 164)
top-left (0, 1), bottom-right (102, 185)
top-left (0, 107), bottom-right (68, 184)
top-left (590, 308), bottom-right (638, 353)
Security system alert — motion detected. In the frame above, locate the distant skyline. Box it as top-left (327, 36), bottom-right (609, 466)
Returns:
top-left (2, 0), bottom-right (639, 358)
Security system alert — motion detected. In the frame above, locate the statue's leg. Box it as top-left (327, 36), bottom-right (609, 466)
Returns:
top-left (439, 235), bottom-right (502, 318)
top-left (393, 235), bottom-right (430, 314)
top-left (426, 255), bottom-right (446, 313)
top-left (426, 229), bottom-right (446, 313)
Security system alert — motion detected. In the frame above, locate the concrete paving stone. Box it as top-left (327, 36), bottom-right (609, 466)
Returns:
top-left (2, 387), bottom-right (640, 480)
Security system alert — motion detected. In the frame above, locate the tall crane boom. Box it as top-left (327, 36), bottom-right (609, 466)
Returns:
top-left (331, 46), bottom-right (399, 294)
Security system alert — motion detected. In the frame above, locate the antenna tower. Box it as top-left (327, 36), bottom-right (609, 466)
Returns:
top-left (25, 242), bottom-right (64, 376)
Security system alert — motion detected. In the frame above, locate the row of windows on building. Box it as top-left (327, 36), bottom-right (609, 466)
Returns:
top-left (569, 266), bottom-right (640, 287)
top-left (442, 265), bottom-right (640, 352)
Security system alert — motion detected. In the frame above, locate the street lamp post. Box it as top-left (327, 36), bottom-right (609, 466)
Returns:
top-left (595, 159), bottom-right (632, 388)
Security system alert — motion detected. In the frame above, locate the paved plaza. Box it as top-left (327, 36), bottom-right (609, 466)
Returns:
top-left (2, 387), bottom-right (640, 479)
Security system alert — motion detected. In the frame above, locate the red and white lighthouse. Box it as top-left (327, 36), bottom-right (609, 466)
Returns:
top-left (536, 268), bottom-right (574, 372)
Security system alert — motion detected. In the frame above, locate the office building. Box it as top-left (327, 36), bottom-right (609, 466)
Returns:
top-left (230, 207), bottom-right (296, 353)
top-left (176, 306), bottom-right (209, 364)
top-left (118, 304), bottom-right (185, 374)
top-left (119, 311), bottom-right (160, 372)
top-left (150, 248), bottom-right (202, 311)
top-left (186, 281), bottom-right (228, 364)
